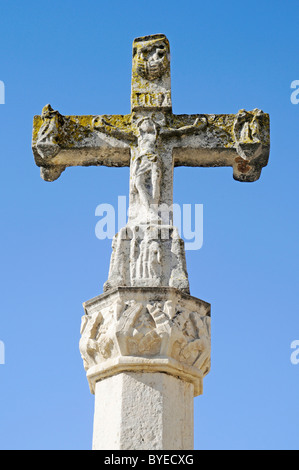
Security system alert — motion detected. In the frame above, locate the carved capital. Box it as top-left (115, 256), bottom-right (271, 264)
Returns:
top-left (80, 287), bottom-right (211, 396)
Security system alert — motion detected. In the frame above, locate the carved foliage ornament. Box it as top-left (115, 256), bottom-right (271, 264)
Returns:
top-left (79, 297), bottom-right (211, 377)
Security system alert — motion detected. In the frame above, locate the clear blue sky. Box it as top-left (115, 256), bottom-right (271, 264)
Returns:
top-left (0, 0), bottom-right (298, 450)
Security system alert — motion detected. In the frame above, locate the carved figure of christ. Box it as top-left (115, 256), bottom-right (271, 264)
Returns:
top-left (91, 112), bottom-right (208, 222)
top-left (32, 34), bottom-right (270, 293)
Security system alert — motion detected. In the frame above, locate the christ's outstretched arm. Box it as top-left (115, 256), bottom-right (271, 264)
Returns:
top-left (92, 116), bottom-right (137, 144)
top-left (160, 116), bottom-right (208, 137)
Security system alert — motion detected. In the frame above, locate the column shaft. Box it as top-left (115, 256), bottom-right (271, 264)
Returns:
top-left (92, 372), bottom-right (194, 450)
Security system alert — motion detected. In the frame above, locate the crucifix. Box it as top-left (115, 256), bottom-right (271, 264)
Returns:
top-left (32, 34), bottom-right (270, 450)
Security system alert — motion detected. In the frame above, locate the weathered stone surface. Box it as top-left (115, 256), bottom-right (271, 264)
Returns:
top-left (32, 109), bottom-right (269, 183)
top-left (92, 372), bottom-right (194, 450)
top-left (80, 287), bottom-right (211, 397)
top-left (104, 225), bottom-right (190, 293)
top-left (32, 34), bottom-right (270, 186)
top-left (131, 34), bottom-right (172, 111)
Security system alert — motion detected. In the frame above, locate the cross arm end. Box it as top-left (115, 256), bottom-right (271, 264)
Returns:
top-left (32, 105), bottom-right (131, 181)
top-left (173, 109), bottom-right (270, 183)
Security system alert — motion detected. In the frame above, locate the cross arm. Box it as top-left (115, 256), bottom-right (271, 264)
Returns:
top-left (170, 109), bottom-right (270, 182)
top-left (32, 105), bottom-right (133, 181)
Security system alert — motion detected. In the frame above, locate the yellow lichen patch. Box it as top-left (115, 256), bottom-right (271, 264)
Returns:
top-left (55, 115), bottom-right (93, 147)
top-left (210, 114), bottom-right (235, 148)
top-left (32, 108), bottom-right (136, 150)
top-left (71, 115), bottom-right (94, 128)
top-left (101, 114), bottom-right (132, 129)
top-left (32, 116), bottom-right (43, 144)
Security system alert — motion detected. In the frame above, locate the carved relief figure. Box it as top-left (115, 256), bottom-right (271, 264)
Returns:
top-left (36, 104), bottom-right (63, 158)
top-left (92, 113), bottom-right (207, 219)
top-left (131, 116), bottom-right (162, 212)
top-left (134, 36), bottom-right (170, 81)
top-left (148, 240), bottom-right (162, 279)
top-left (233, 108), bottom-right (266, 162)
top-left (135, 237), bottom-right (162, 281)
top-left (233, 108), bottom-right (264, 145)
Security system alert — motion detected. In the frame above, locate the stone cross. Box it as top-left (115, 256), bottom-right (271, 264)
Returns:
top-left (32, 34), bottom-right (270, 450)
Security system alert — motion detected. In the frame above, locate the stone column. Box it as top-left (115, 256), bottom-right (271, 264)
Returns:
top-left (92, 372), bottom-right (194, 450)
top-left (79, 287), bottom-right (211, 450)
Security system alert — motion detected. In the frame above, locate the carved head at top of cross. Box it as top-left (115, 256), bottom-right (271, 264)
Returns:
top-left (133, 34), bottom-right (170, 83)
top-left (131, 34), bottom-right (172, 111)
